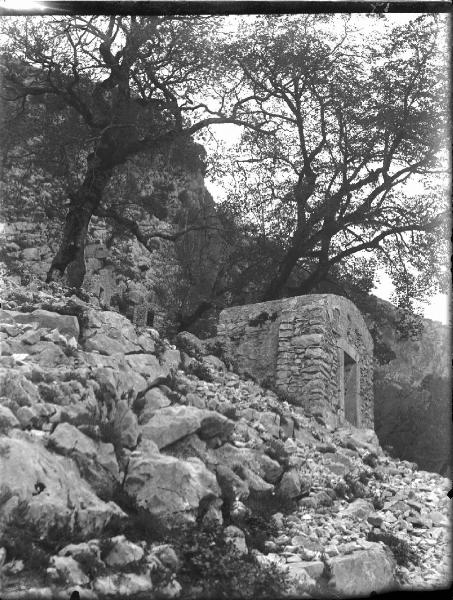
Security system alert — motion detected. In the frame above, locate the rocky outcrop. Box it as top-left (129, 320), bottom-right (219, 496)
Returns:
top-left (0, 291), bottom-right (450, 598)
top-left (125, 447), bottom-right (221, 522)
top-left (370, 300), bottom-right (450, 475)
top-left (0, 432), bottom-right (125, 537)
top-left (327, 543), bottom-right (395, 596)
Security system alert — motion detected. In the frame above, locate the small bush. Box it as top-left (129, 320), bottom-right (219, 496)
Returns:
top-left (240, 512), bottom-right (279, 553)
top-left (367, 530), bottom-right (419, 567)
top-left (371, 495), bottom-right (385, 511)
top-left (0, 500), bottom-right (84, 571)
top-left (166, 522), bottom-right (291, 599)
top-left (343, 471), bottom-right (367, 499)
top-left (186, 360), bottom-right (214, 383)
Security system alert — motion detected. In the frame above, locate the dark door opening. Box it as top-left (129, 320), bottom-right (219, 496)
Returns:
top-left (343, 351), bottom-right (359, 426)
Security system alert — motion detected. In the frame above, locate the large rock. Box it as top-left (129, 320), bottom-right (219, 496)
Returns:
top-left (214, 444), bottom-right (283, 484)
top-left (0, 405), bottom-right (20, 430)
top-left (48, 555), bottom-right (89, 586)
top-left (92, 364), bottom-right (148, 401)
top-left (137, 388), bottom-right (171, 424)
top-left (0, 433), bottom-right (125, 536)
top-left (327, 544), bottom-right (395, 596)
top-left (0, 370), bottom-right (41, 406)
top-left (277, 469), bottom-right (302, 500)
top-left (104, 535), bottom-right (145, 567)
top-left (5, 309), bottom-right (79, 339)
top-left (141, 405), bottom-right (204, 449)
top-left (124, 353), bottom-right (173, 382)
top-left (340, 498), bottom-right (375, 520)
top-left (48, 422), bottom-right (120, 492)
top-left (124, 450), bottom-right (220, 521)
top-left (141, 405), bottom-right (233, 450)
top-left (83, 309), bottom-right (142, 355)
top-left (287, 559), bottom-right (324, 582)
top-left (337, 426), bottom-right (381, 454)
top-left (112, 400), bottom-right (140, 449)
top-left (93, 572), bottom-right (153, 596)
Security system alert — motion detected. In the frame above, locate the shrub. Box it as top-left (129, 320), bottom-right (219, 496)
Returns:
top-left (366, 530), bottom-right (419, 567)
top-left (240, 512), bottom-right (279, 553)
top-left (186, 360), bottom-right (214, 383)
top-left (371, 495), bottom-right (385, 511)
top-left (166, 522), bottom-right (291, 599)
top-left (0, 500), bottom-right (84, 571)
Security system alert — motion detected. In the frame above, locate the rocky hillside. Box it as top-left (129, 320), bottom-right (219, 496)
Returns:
top-left (0, 146), bottom-right (223, 335)
top-left (0, 282), bottom-right (450, 599)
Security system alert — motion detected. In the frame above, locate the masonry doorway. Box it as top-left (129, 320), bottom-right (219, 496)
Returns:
top-left (343, 351), bottom-right (359, 426)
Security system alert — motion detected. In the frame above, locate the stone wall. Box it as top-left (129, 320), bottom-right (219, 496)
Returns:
top-left (218, 294), bottom-right (374, 429)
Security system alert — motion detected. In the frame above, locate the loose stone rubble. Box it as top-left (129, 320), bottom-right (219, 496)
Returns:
top-left (0, 290), bottom-right (450, 598)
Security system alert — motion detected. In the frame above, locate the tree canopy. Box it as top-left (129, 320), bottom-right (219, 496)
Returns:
top-left (210, 14), bottom-right (449, 309)
top-left (0, 13), bottom-right (449, 321)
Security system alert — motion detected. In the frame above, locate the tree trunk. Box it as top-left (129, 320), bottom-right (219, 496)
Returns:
top-left (262, 243), bottom-right (302, 301)
top-left (46, 157), bottom-right (112, 288)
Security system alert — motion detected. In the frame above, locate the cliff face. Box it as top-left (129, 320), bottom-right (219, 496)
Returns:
top-left (367, 300), bottom-right (451, 476)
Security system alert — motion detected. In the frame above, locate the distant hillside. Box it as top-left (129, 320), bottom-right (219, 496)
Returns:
top-left (365, 297), bottom-right (450, 476)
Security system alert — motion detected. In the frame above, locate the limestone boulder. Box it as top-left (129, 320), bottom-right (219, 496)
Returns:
top-left (141, 405), bottom-right (233, 450)
top-left (93, 572), bottom-right (153, 596)
top-left (91, 364), bottom-right (148, 402)
top-left (137, 387), bottom-right (171, 424)
top-left (277, 469), bottom-right (302, 500)
top-left (0, 433), bottom-right (125, 536)
top-left (214, 444), bottom-right (283, 484)
top-left (124, 450), bottom-right (220, 522)
top-left (3, 338), bottom-right (71, 368)
top-left (257, 411), bottom-right (280, 438)
top-left (48, 422), bottom-right (120, 492)
top-left (0, 370), bottom-right (41, 406)
top-left (287, 559), bottom-right (324, 582)
top-left (327, 544), bottom-right (395, 596)
top-left (5, 309), bottom-right (79, 339)
top-left (337, 426), bottom-right (382, 454)
top-left (0, 405), bottom-right (20, 430)
top-left (340, 498), bottom-right (375, 521)
top-left (16, 405), bottom-right (40, 428)
top-left (58, 539), bottom-right (102, 563)
top-left (48, 555), bottom-right (89, 586)
top-left (124, 353), bottom-right (173, 382)
top-left (83, 309), bottom-right (142, 355)
top-left (112, 400), bottom-right (140, 449)
top-left (104, 535), bottom-right (145, 567)
top-left (141, 405), bottom-right (204, 449)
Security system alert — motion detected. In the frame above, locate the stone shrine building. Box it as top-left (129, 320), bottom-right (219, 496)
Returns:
top-left (218, 294), bottom-right (374, 429)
